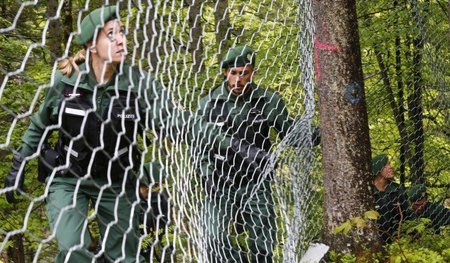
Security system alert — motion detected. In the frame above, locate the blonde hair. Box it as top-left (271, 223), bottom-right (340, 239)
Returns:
top-left (58, 49), bottom-right (86, 76)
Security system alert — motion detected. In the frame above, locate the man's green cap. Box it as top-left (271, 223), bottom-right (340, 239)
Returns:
top-left (75, 5), bottom-right (118, 45)
top-left (372, 154), bottom-right (388, 177)
top-left (221, 45), bottom-right (256, 69)
top-left (139, 161), bottom-right (164, 186)
top-left (143, 162), bottom-right (164, 181)
top-left (407, 184), bottom-right (427, 203)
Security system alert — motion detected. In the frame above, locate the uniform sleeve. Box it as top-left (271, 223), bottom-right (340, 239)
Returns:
top-left (141, 76), bottom-right (230, 152)
top-left (397, 187), bottom-right (415, 221)
top-left (19, 74), bottom-right (63, 157)
top-left (195, 95), bottom-right (210, 117)
top-left (266, 92), bottom-right (293, 139)
top-left (194, 95), bottom-right (215, 178)
top-left (439, 206), bottom-right (450, 226)
top-left (427, 204), bottom-right (450, 228)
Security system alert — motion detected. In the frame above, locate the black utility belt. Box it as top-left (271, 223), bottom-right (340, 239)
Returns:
top-left (37, 146), bottom-right (122, 181)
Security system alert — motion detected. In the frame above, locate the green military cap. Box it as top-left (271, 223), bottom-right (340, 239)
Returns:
top-left (407, 184), bottom-right (427, 203)
top-left (372, 154), bottom-right (388, 177)
top-left (143, 162), bottom-right (164, 182)
top-left (221, 45), bottom-right (256, 69)
top-left (75, 5), bottom-right (118, 45)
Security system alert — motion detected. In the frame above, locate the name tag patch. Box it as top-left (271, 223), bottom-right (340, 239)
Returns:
top-left (214, 154), bottom-right (226, 161)
top-left (65, 107), bottom-right (87, 117)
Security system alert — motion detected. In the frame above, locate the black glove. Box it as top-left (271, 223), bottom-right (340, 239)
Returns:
top-left (228, 137), bottom-right (271, 173)
top-left (38, 143), bottom-right (60, 183)
top-left (4, 153), bottom-right (26, 203)
top-left (312, 126), bottom-right (321, 147)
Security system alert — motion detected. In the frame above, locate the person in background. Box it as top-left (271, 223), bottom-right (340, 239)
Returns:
top-left (196, 45), bottom-right (320, 263)
top-left (372, 154), bottom-right (412, 243)
top-left (407, 184), bottom-right (450, 232)
top-left (3, 6), bottom-right (266, 262)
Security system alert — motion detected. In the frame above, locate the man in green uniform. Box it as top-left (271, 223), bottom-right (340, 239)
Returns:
top-left (372, 154), bottom-right (412, 243)
top-left (4, 7), bottom-right (266, 262)
top-left (407, 184), bottom-right (450, 232)
top-left (196, 45), bottom-right (318, 263)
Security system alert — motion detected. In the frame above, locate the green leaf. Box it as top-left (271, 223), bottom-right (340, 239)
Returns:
top-left (334, 220), bottom-right (353, 235)
top-left (352, 216), bottom-right (367, 229)
top-left (364, 210), bottom-right (380, 220)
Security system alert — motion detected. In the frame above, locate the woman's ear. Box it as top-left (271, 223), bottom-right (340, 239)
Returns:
top-left (86, 41), bottom-right (96, 53)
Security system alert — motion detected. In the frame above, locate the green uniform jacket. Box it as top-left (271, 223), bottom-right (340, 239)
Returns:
top-left (422, 202), bottom-right (450, 231)
top-left (19, 62), bottom-right (230, 170)
top-left (374, 181), bottom-right (413, 243)
top-left (196, 81), bottom-right (293, 183)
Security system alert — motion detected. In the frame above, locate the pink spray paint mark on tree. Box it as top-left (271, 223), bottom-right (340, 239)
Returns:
top-left (314, 22), bottom-right (341, 81)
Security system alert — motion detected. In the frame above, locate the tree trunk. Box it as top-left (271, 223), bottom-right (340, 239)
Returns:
top-left (187, 0), bottom-right (204, 73)
top-left (213, 0), bottom-right (230, 62)
top-left (394, 0), bottom-right (409, 185)
top-left (47, 0), bottom-right (62, 57)
top-left (408, 0), bottom-right (426, 183)
top-left (62, 0), bottom-right (73, 50)
top-left (373, 43), bottom-right (411, 186)
top-left (312, 0), bottom-right (381, 256)
top-left (8, 235), bottom-right (25, 263)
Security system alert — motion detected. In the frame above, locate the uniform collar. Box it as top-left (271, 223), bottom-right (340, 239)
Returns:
top-left (210, 80), bottom-right (265, 102)
top-left (385, 181), bottom-right (401, 191)
top-left (60, 62), bottom-right (132, 92)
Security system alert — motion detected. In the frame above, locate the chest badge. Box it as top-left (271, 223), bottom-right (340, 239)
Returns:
top-left (215, 121), bottom-right (225, 127)
top-left (63, 91), bottom-right (84, 98)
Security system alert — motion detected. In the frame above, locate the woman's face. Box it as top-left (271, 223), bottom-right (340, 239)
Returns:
top-left (91, 19), bottom-right (126, 64)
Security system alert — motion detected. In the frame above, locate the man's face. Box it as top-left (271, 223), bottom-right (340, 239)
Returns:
top-left (379, 162), bottom-right (395, 179)
top-left (224, 65), bottom-right (255, 96)
top-left (412, 196), bottom-right (428, 214)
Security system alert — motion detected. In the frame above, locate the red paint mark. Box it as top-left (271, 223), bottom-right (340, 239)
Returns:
top-left (314, 23), bottom-right (341, 81)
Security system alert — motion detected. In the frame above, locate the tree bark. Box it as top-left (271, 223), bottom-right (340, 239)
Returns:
top-left (8, 235), bottom-right (25, 263)
top-left (408, 0), bottom-right (426, 183)
top-left (62, 0), bottom-right (73, 50)
top-left (393, 0), bottom-right (409, 185)
top-left (47, 0), bottom-right (62, 57)
top-left (312, 0), bottom-right (381, 255)
top-left (187, 0), bottom-right (204, 73)
top-left (213, 0), bottom-right (230, 63)
top-left (373, 43), bottom-right (411, 185)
